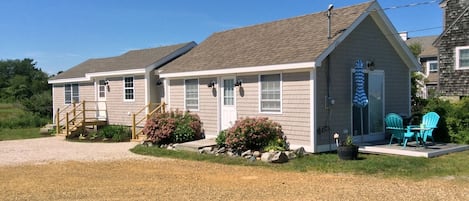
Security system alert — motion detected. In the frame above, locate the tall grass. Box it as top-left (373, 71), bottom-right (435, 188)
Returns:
top-left (0, 128), bottom-right (47, 141)
top-left (0, 103), bottom-right (49, 129)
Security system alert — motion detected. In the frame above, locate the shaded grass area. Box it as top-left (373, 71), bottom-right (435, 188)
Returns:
top-left (131, 145), bottom-right (469, 180)
top-left (0, 128), bottom-right (50, 141)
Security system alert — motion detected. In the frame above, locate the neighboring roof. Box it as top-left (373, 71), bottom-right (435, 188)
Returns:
top-left (49, 42), bottom-right (196, 82)
top-left (160, 1), bottom-right (374, 74)
top-left (405, 36), bottom-right (438, 58)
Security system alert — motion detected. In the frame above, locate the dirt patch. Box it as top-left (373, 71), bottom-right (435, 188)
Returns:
top-left (1, 159), bottom-right (468, 201)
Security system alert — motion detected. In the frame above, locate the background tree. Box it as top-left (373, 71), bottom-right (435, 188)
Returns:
top-left (0, 59), bottom-right (51, 118)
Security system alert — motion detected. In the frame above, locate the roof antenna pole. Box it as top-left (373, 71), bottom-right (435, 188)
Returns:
top-left (327, 4), bottom-right (334, 39)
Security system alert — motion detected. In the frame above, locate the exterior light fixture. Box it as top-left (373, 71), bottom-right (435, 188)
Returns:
top-left (234, 79), bottom-right (243, 87)
top-left (207, 80), bottom-right (216, 88)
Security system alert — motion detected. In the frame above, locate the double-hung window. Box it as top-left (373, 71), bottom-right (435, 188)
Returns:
top-left (427, 60), bottom-right (438, 73)
top-left (64, 83), bottom-right (79, 104)
top-left (124, 77), bottom-right (134, 101)
top-left (455, 46), bottom-right (469, 70)
top-left (260, 74), bottom-right (281, 113)
top-left (185, 79), bottom-right (199, 110)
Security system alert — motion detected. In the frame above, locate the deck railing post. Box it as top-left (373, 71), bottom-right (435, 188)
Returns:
top-left (73, 102), bottom-right (76, 120)
top-left (66, 112), bottom-right (70, 136)
top-left (82, 101), bottom-right (86, 133)
top-left (56, 108), bottom-right (61, 134)
top-left (132, 113), bottom-right (136, 139)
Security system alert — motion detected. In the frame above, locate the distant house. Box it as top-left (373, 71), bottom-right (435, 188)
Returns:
top-left (403, 33), bottom-right (439, 98)
top-left (433, 0), bottom-right (469, 100)
top-left (48, 42), bottom-right (196, 127)
top-left (158, 1), bottom-right (420, 152)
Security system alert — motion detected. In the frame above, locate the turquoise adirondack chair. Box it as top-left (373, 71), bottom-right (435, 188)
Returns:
top-left (420, 112), bottom-right (440, 144)
top-left (386, 113), bottom-right (407, 145)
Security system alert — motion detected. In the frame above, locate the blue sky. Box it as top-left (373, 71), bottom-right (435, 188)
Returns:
top-left (0, 0), bottom-right (443, 75)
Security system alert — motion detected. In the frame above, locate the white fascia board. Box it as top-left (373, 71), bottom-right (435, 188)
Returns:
top-left (86, 69), bottom-right (146, 78)
top-left (159, 62), bottom-right (315, 78)
top-left (48, 69), bottom-right (146, 84)
top-left (48, 77), bottom-right (90, 84)
top-left (368, 2), bottom-right (421, 71)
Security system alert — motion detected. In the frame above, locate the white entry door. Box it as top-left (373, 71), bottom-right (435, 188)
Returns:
top-left (97, 80), bottom-right (107, 121)
top-left (221, 77), bottom-right (237, 130)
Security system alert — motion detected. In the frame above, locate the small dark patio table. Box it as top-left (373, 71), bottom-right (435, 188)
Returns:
top-left (404, 125), bottom-right (431, 148)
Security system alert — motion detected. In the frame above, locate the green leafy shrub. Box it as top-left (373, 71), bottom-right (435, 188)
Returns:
top-left (97, 125), bottom-right (131, 142)
top-left (215, 130), bottom-right (227, 146)
top-left (143, 110), bottom-right (202, 144)
top-left (225, 117), bottom-right (286, 152)
top-left (416, 97), bottom-right (469, 144)
top-left (444, 98), bottom-right (469, 144)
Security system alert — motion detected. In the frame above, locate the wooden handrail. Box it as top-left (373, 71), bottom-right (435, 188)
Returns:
top-left (59, 100), bottom-right (107, 136)
top-left (131, 102), bottom-right (166, 139)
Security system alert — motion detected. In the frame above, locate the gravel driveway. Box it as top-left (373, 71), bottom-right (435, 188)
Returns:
top-left (0, 137), bottom-right (158, 166)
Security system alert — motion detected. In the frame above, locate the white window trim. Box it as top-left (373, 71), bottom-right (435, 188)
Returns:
top-left (184, 78), bottom-right (199, 111)
top-left (258, 73), bottom-right (283, 114)
top-left (123, 76), bottom-right (135, 102)
top-left (64, 83), bottom-right (79, 105)
top-left (427, 60), bottom-right (438, 75)
top-left (455, 46), bottom-right (469, 70)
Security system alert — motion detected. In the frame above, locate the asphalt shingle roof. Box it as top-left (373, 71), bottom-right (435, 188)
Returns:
top-left (50, 42), bottom-right (196, 80)
top-left (405, 36), bottom-right (438, 58)
top-left (160, 1), bottom-right (373, 74)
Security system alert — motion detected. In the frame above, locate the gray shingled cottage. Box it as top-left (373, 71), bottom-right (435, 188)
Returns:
top-left (158, 1), bottom-right (420, 152)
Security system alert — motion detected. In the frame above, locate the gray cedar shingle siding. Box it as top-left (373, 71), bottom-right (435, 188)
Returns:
top-left (50, 42), bottom-right (196, 80)
top-left (160, 2), bottom-right (373, 73)
top-left (436, 0), bottom-right (469, 96)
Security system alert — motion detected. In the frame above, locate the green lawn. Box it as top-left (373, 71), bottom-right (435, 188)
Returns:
top-left (131, 145), bottom-right (469, 180)
top-left (0, 128), bottom-right (50, 141)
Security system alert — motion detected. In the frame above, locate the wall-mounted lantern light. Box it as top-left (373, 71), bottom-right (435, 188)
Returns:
top-left (156, 79), bottom-right (163, 86)
top-left (207, 80), bottom-right (216, 88)
top-left (234, 79), bottom-right (243, 87)
top-left (366, 60), bottom-right (375, 71)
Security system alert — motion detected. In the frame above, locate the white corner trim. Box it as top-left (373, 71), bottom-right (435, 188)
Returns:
top-left (159, 62), bottom-right (315, 78)
top-left (310, 69), bottom-right (316, 153)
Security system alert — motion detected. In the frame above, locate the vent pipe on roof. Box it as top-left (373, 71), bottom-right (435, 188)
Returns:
top-left (327, 4), bottom-right (334, 39)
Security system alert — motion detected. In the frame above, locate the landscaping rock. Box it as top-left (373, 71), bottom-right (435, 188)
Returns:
top-left (248, 156), bottom-right (257, 162)
top-left (253, 151), bottom-right (261, 157)
top-left (216, 147), bottom-right (226, 154)
top-left (198, 146), bottom-right (213, 154)
top-left (227, 151), bottom-right (234, 157)
top-left (294, 147), bottom-right (307, 157)
top-left (271, 152), bottom-right (289, 163)
top-left (284, 151), bottom-right (296, 160)
top-left (142, 141), bottom-right (153, 147)
top-left (241, 150), bottom-right (252, 158)
top-left (261, 152), bottom-right (275, 162)
top-left (39, 127), bottom-right (50, 135)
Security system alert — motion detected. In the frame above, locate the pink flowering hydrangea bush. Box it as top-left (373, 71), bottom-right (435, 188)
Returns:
top-left (143, 110), bottom-right (202, 144)
top-left (225, 117), bottom-right (287, 152)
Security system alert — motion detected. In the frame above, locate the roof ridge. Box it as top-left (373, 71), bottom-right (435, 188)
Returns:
top-left (211, 1), bottom-right (374, 36)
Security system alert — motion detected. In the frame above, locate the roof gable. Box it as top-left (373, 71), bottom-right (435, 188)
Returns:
top-left (49, 42), bottom-right (196, 82)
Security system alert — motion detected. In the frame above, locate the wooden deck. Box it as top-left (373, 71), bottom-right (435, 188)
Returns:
top-left (358, 141), bottom-right (469, 158)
